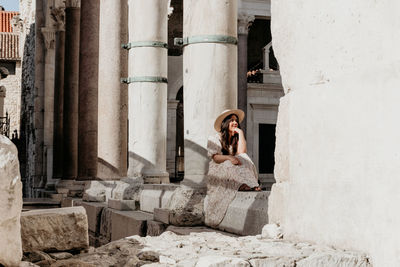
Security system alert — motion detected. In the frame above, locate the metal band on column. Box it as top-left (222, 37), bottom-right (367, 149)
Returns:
top-left (174, 35), bottom-right (238, 46)
top-left (121, 76), bottom-right (168, 84)
top-left (122, 41), bottom-right (168, 50)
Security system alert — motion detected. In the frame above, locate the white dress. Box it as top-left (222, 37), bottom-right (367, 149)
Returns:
top-left (204, 133), bottom-right (259, 227)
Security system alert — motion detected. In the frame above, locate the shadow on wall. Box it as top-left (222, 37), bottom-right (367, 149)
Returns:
top-left (128, 151), bottom-right (163, 177)
top-left (20, 22), bottom-right (36, 197)
top-left (97, 157), bottom-right (123, 178)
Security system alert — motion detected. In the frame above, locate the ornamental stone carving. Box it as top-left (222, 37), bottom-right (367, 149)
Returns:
top-left (41, 27), bottom-right (56, 49)
top-left (51, 6), bottom-right (66, 31)
top-left (238, 13), bottom-right (255, 35)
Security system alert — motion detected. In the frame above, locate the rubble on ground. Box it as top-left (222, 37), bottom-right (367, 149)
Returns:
top-left (21, 230), bottom-right (371, 267)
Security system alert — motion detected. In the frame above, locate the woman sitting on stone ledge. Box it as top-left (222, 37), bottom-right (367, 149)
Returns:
top-left (205, 109), bottom-right (261, 227)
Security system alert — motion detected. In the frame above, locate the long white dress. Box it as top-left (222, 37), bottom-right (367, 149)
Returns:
top-left (204, 133), bottom-right (259, 227)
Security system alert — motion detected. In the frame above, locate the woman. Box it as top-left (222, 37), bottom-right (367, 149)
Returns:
top-left (205, 109), bottom-right (261, 227)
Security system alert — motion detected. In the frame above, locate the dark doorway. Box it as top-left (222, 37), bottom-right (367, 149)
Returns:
top-left (259, 123), bottom-right (276, 174)
top-left (173, 86), bottom-right (184, 182)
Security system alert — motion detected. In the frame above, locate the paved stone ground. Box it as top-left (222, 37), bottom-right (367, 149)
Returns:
top-left (22, 230), bottom-right (371, 266)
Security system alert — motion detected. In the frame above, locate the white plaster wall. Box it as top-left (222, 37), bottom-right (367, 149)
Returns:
top-left (1, 62), bottom-right (22, 135)
top-left (269, 0), bottom-right (400, 266)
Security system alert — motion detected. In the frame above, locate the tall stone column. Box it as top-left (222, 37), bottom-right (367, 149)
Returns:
top-left (52, 6), bottom-right (66, 181)
top-left (182, 0), bottom-right (238, 187)
top-left (97, 0), bottom-right (128, 179)
top-left (127, 0), bottom-right (169, 183)
top-left (237, 13), bottom-right (254, 135)
top-left (33, 0), bottom-right (45, 192)
top-left (78, 0), bottom-right (100, 180)
top-left (63, 0), bottom-right (80, 180)
top-left (41, 27), bottom-right (57, 188)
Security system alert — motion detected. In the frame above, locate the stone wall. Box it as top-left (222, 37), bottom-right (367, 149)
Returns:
top-left (1, 61), bottom-right (22, 135)
top-left (19, 0), bottom-right (36, 196)
top-left (268, 0), bottom-right (400, 266)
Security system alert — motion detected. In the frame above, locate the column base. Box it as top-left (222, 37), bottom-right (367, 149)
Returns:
top-left (181, 174), bottom-right (207, 189)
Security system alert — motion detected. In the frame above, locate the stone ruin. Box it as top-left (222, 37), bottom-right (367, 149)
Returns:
top-left (0, 132), bottom-right (371, 267)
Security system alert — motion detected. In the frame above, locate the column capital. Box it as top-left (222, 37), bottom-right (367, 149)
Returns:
top-left (66, 0), bottom-right (80, 8)
top-left (238, 12), bottom-right (255, 35)
top-left (41, 27), bottom-right (57, 49)
top-left (51, 6), bottom-right (66, 31)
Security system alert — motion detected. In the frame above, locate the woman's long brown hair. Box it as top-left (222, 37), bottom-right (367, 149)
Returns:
top-left (220, 114), bottom-right (240, 155)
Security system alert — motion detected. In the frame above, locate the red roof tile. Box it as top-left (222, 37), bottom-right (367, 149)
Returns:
top-left (0, 32), bottom-right (20, 60)
top-left (0, 11), bottom-right (19, 33)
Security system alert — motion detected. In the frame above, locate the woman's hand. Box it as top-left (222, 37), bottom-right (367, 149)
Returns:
top-left (228, 155), bottom-right (242, 165)
top-left (234, 127), bottom-right (243, 135)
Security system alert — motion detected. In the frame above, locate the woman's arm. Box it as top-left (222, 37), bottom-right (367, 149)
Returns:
top-left (234, 128), bottom-right (247, 154)
top-left (212, 154), bottom-right (241, 165)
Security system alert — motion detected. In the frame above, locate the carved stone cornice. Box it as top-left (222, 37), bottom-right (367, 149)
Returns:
top-left (51, 6), bottom-right (66, 31)
top-left (66, 0), bottom-right (80, 8)
top-left (41, 28), bottom-right (57, 49)
top-left (238, 13), bottom-right (255, 35)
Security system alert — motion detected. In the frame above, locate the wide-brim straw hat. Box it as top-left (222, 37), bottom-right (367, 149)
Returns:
top-left (214, 109), bottom-right (245, 132)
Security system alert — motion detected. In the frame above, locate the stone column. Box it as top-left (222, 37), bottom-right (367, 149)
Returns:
top-left (63, 0), bottom-right (80, 180)
top-left (237, 13), bottom-right (254, 135)
top-left (127, 0), bottom-right (169, 183)
top-left (41, 27), bottom-right (57, 188)
top-left (167, 99), bottom-right (180, 178)
top-left (33, 0), bottom-right (45, 191)
top-left (97, 0), bottom-right (128, 179)
top-left (78, 0), bottom-right (100, 180)
top-left (0, 86), bottom-right (5, 117)
top-left (52, 6), bottom-right (66, 181)
top-left (182, 0), bottom-right (238, 187)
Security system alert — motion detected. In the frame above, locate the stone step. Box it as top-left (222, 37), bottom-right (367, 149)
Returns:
top-left (140, 184), bottom-right (178, 213)
top-left (23, 198), bottom-right (61, 211)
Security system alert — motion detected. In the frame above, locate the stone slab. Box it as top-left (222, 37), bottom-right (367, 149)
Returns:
top-left (20, 206), bottom-right (89, 252)
top-left (0, 135), bottom-right (22, 266)
top-left (108, 198), bottom-right (139, 211)
top-left (140, 184), bottom-right (178, 213)
top-left (153, 208), bottom-right (170, 224)
top-left (111, 210), bottom-right (153, 241)
top-left (73, 201), bottom-right (107, 233)
top-left (216, 191), bottom-right (270, 236)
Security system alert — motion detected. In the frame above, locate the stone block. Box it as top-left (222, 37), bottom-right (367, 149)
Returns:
top-left (108, 198), bottom-right (139, 211)
top-left (154, 208), bottom-right (170, 224)
top-left (50, 193), bottom-right (66, 201)
top-left (147, 220), bottom-right (167, 236)
top-left (83, 178), bottom-right (142, 202)
top-left (111, 210), bottom-right (153, 241)
top-left (0, 135), bottom-right (23, 266)
top-left (20, 207), bottom-right (89, 252)
top-left (167, 186), bottom-right (205, 226)
top-left (56, 188), bottom-right (69, 194)
top-left (217, 191), bottom-right (270, 236)
top-left (99, 207), bottom-right (113, 242)
top-left (140, 184), bottom-right (177, 213)
top-left (74, 201), bottom-right (107, 233)
top-left (61, 197), bottom-right (81, 208)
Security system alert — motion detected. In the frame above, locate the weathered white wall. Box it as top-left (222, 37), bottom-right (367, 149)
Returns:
top-left (268, 0), bottom-right (400, 266)
top-left (1, 61), bottom-right (22, 134)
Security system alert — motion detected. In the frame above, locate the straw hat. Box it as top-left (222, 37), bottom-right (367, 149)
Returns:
top-left (214, 109), bottom-right (245, 132)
